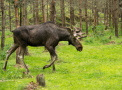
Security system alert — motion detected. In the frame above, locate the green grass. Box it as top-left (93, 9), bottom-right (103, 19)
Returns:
top-left (0, 30), bottom-right (122, 90)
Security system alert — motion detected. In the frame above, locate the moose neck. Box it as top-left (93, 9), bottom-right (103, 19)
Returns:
top-left (57, 29), bottom-right (70, 42)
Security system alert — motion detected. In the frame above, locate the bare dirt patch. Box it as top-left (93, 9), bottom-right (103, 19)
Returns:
top-left (106, 41), bottom-right (116, 45)
top-left (24, 81), bottom-right (39, 90)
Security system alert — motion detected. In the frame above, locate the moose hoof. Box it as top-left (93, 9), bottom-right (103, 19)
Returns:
top-left (43, 65), bottom-right (47, 70)
top-left (43, 65), bottom-right (50, 70)
top-left (43, 67), bottom-right (45, 70)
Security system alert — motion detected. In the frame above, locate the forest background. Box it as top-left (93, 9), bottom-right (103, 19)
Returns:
top-left (0, 0), bottom-right (122, 90)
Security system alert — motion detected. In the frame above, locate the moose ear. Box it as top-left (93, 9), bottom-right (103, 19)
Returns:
top-left (65, 27), bottom-right (73, 35)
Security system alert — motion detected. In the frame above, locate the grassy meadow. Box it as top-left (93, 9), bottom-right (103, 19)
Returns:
top-left (0, 28), bottom-right (122, 90)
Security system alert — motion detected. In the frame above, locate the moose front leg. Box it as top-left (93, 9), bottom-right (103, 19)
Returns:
top-left (52, 54), bottom-right (58, 71)
top-left (52, 47), bottom-right (58, 71)
top-left (43, 55), bottom-right (57, 70)
top-left (43, 45), bottom-right (57, 71)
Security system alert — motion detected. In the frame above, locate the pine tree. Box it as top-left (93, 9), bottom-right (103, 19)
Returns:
top-left (1, 0), bottom-right (5, 50)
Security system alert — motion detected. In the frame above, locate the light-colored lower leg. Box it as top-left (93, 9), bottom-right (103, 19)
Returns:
top-left (18, 55), bottom-right (29, 73)
top-left (19, 46), bottom-right (29, 74)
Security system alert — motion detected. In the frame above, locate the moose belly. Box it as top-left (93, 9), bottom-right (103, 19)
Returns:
top-left (27, 39), bottom-right (45, 46)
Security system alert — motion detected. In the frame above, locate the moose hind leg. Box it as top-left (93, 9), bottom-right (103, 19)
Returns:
top-left (3, 44), bottom-right (19, 70)
top-left (19, 46), bottom-right (29, 74)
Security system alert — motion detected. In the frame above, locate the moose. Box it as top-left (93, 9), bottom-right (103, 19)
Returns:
top-left (3, 21), bottom-right (83, 74)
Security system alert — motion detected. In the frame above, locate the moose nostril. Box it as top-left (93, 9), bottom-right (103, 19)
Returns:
top-left (79, 47), bottom-right (83, 51)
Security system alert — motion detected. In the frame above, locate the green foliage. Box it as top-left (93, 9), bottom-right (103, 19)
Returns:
top-left (0, 50), bottom-right (6, 60)
top-left (84, 36), bottom-right (94, 44)
top-left (0, 44), bottom-right (10, 60)
top-left (100, 37), bottom-right (110, 44)
top-left (0, 31), bottom-right (13, 61)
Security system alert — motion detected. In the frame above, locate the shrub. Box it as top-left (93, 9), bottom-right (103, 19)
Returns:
top-left (0, 44), bottom-right (10, 60)
top-left (84, 37), bottom-right (94, 44)
top-left (100, 37), bottom-right (110, 44)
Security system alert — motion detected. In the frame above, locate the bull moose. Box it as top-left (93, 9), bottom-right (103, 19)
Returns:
top-left (3, 21), bottom-right (83, 74)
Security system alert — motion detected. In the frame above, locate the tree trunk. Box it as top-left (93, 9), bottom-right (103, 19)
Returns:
top-left (9, 0), bottom-right (11, 32)
top-left (23, 0), bottom-right (26, 25)
top-left (70, 0), bottom-right (75, 28)
top-left (60, 0), bottom-right (65, 27)
top-left (85, 0), bottom-right (88, 35)
top-left (79, 0), bottom-right (82, 31)
top-left (121, 12), bottom-right (122, 36)
top-left (25, 0), bottom-right (27, 25)
top-left (105, 0), bottom-right (108, 30)
top-left (35, 0), bottom-right (39, 24)
top-left (96, 5), bottom-right (99, 25)
top-left (1, 0), bottom-right (5, 50)
top-left (104, 0), bottom-right (106, 25)
top-left (112, 0), bottom-right (115, 28)
top-left (89, 6), bottom-right (92, 26)
top-left (22, 0), bottom-right (29, 55)
top-left (15, 0), bottom-right (19, 28)
top-left (47, 0), bottom-right (49, 21)
top-left (42, 0), bottom-right (46, 23)
top-left (109, 0), bottom-right (112, 26)
top-left (95, 0), bottom-right (99, 25)
top-left (92, 0), bottom-right (94, 13)
top-left (20, 1), bottom-right (22, 26)
top-left (15, 0), bottom-right (21, 64)
top-left (50, 0), bottom-right (56, 24)
top-left (93, 0), bottom-right (97, 32)
top-left (114, 0), bottom-right (118, 37)
top-left (33, 1), bottom-right (36, 24)
top-left (119, 0), bottom-right (122, 35)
